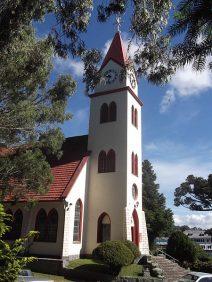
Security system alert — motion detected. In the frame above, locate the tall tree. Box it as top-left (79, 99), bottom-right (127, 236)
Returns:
top-left (142, 160), bottom-right (174, 249)
top-left (0, 25), bottom-right (76, 201)
top-left (174, 174), bottom-right (212, 211)
top-left (169, 0), bottom-right (212, 71)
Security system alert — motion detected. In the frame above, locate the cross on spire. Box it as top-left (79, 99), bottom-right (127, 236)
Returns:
top-left (115, 14), bottom-right (122, 32)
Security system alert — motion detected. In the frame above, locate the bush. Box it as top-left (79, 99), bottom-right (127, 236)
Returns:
top-left (184, 261), bottom-right (212, 274)
top-left (195, 244), bottom-right (211, 262)
top-left (92, 241), bottom-right (134, 269)
top-left (122, 240), bottom-right (141, 259)
top-left (166, 231), bottom-right (198, 263)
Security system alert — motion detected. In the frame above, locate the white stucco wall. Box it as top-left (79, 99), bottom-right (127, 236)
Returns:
top-left (62, 161), bottom-right (88, 259)
top-left (4, 201), bottom-right (65, 257)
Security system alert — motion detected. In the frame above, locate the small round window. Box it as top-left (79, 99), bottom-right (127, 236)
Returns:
top-left (132, 184), bottom-right (138, 200)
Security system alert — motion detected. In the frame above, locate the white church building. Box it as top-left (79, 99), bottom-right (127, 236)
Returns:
top-left (3, 32), bottom-right (149, 261)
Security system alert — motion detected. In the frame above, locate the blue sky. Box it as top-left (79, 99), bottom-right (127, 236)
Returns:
top-left (35, 2), bottom-right (212, 229)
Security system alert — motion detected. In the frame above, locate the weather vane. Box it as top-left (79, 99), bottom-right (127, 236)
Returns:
top-left (115, 14), bottom-right (122, 32)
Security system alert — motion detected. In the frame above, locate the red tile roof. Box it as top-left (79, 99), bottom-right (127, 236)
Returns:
top-left (3, 135), bottom-right (89, 202)
top-left (100, 32), bottom-right (128, 70)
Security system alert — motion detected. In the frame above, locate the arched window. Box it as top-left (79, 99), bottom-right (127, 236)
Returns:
top-left (134, 109), bottom-right (138, 127)
top-left (107, 149), bottom-right (116, 172)
top-left (12, 209), bottom-right (23, 239)
top-left (109, 102), bottom-right (117, 122)
top-left (35, 209), bottom-right (47, 242)
top-left (73, 199), bottom-right (83, 242)
top-left (131, 106), bottom-right (134, 125)
top-left (135, 154), bottom-right (138, 176)
top-left (97, 213), bottom-right (111, 243)
top-left (131, 152), bottom-right (135, 174)
top-left (98, 151), bottom-right (107, 173)
top-left (47, 209), bottom-right (58, 242)
top-left (100, 103), bottom-right (108, 123)
top-left (132, 184), bottom-right (138, 200)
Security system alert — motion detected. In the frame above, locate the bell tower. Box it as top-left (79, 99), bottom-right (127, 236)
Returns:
top-left (85, 32), bottom-right (149, 254)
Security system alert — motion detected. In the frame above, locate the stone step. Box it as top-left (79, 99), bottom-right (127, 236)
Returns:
top-left (152, 256), bottom-right (189, 281)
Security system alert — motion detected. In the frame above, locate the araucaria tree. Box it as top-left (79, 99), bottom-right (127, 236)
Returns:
top-left (0, 25), bottom-right (76, 201)
top-left (174, 174), bottom-right (212, 211)
top-left (142, 160), bottom-right (174, 248)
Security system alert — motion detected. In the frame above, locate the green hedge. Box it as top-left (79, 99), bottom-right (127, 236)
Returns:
top-left (122, 240), bottom-right (141, 259)
top-left (92, 241), bottom-right (134, 269)
top-left (183, 261), bottom-right (212, 274)
top-left (166, 231), bottom-right (198, 263)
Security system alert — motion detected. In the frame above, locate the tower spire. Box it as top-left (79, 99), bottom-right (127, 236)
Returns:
top-left (100, 32), bottom-right (128, 70)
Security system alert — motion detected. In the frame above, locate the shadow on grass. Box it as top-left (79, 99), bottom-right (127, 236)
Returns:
top-left (65, 263), bottom-right (118, 281)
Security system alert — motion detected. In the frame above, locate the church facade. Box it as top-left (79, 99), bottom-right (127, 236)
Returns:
top-left (3, 32), bottom-right (149, 261)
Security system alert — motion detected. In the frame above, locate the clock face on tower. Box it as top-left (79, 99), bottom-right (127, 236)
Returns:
top-left (103, 69), bottom-right (118, 84)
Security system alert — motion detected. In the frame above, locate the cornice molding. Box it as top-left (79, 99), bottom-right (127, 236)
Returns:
top-left (89, 86), bottom-right (143, 107)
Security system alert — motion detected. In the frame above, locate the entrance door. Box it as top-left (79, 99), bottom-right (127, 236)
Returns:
top-left (131, 209), bottom-right (139, 246)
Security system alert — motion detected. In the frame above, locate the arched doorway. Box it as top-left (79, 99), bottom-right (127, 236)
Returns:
top-left (131, 209), bottom-right (139, 246)
top-left (97, 213), bottom-right (111, 243)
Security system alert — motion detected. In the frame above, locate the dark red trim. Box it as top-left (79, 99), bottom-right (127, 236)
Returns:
top-left (134, 109), bottom-right (138, 128)
top-left (135, 154), bottom-right (138, 176)
top-left (132, 209), bottom-right (139, 246)
top-left (61, 155), bottom-right (89, 198)
top-left (89, 86), bottom-right (143, 107)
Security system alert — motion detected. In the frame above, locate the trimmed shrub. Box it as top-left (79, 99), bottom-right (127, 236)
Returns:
top-left (184, 261), bottom-right (212, 274)
top-left (92, 241), bottom-right (134, 268)
top-left (122, 240), bottom-right (141, 259)
top-left (166, 231), bottom-right (198, 263)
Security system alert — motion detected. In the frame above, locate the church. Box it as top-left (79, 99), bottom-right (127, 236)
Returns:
top-left (3, 32), bottom-right (149, 261)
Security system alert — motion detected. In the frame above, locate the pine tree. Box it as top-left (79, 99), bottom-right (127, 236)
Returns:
top-left (142, 160), bottom-right (174, 249)
top-left (0, 26), bottom-right (76, 201)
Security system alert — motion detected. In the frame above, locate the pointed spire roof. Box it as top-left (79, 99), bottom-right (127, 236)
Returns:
top-left (100, 32), bottom-right (128, 70)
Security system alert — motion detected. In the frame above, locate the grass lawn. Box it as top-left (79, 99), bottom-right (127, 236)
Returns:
top-left (68, 258), bottom-right (112, 274)
top-left (119, 264), bottom-right (143, 277)
top-left (67, 258), bottom-right (143, 277)
top-left (33, 272), bottom-right (72, 281)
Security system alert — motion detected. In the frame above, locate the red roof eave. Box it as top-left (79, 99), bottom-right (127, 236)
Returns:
top-left (61, 154), bottom-right (90, 199)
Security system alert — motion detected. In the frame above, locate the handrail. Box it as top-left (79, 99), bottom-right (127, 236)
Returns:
top-left (151, 249), bottom-right (180, 265)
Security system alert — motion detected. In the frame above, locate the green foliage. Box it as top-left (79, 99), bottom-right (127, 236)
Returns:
top-left (122, 240), bottom-right (141, 259)
top-left (0, 24), bottom-right (76, 200)
top-left (166, 231), bottom-right (198, 263)
top-left (0, 204), bottom-right (36, 282)
top-left (174, 174), bottom-right (212, 211)
top-left (92, 241), bottom-right (134, 269)
top-left (169, 0), bottom-right (212, 71)
top-left (183, 259), bottom-right (212, 274)
top-left (118, 264), bottom-right (143, 277)
top-left (142, 160), bottom-right (174, 249)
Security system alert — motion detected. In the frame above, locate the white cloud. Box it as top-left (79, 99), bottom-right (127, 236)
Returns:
top-left (174, 213), bottom-right (212, 229)
top-left (160, 59), bottom-right (212, 112)
top-left (152, 158), bottom-right (212, 193)
top-left (73, 108), bottom-right (88, 124)
top-left (145, 142), bottom-right (158, 151)
top-left (160, 89), bottom-right (176, 113)
top-left (54, 56), bottom-right (84, 77)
